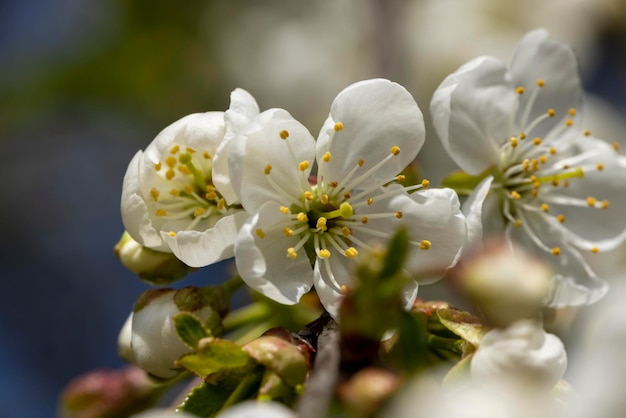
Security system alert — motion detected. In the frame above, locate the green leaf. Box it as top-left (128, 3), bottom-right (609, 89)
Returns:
top-left (442, 353), bottom-right (474, 387)
top-left (174, 312), bottom-right (212, 349)
top-left (176, 339), bottom-right (256, 380)
top-left (436, 308), bottom-right (487, 347)
top-left (177, 381), bottom-right (240, 418)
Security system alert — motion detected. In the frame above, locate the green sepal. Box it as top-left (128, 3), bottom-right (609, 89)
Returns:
top-left (442, 353), bottom-right (474, 387)
top-left (441, 168), bottom-right (491, 195)
top-left (174, 312), bottom-right (212, 350)
top-left (176, 338), bottom-right (256, 382)
top-left (383, 310), bottom-right (431, 375)
top-left (436, 308), bottom-right (486, 348)
top-left (176, 380), bottom-right (241, 418)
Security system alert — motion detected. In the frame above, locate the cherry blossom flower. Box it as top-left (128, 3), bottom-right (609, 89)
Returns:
top-left (229, 79), bottom-right (466, 317)
top-left (121, 89), bottom-right (258, 267)
top-left (431, 29), bottom-right (626, 307)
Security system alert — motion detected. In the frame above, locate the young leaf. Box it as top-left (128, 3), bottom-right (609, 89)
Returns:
top-left (173, 312), bottom-right (211, 349)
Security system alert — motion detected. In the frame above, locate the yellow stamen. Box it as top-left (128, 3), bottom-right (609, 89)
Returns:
top-left (516, 86), bottom-right (525, 94)
top-left (154, 162), bottom-right (162, 171)
top-left (358, 159), bottom-right (364, 166)
top-left (304, 191), bottom-right (313, 201)
top-left (256, 229), bottom-right (265, 239)
top-left (156, 209), bottom-right (167, 216)
top-left (150, 188), bottom-right (159, 201)
top-left (316, 217), bottom-right (328, 231)
top-left (361, 216), bottom-right (368, 224)
top-left (184, 185), bottom-right (193, 194)
top-left (318, 249), bottom-right (331, 259)
top-left (287, 247), bottom-right (297, 259)
top-left (206, 191), bottom-right (217, 200)
top-left (165, 169), bottom-right (175, 180)
top-left (297, 212), bottom-right (308, 223)
top-left (514, 219), bottom-right (522, 228)
top-left (264, 164), bottom-right (272, 175)
top-left (549, 147), bottom-right (557, 155)
top-left (341, 227), bottom-right (351, 237)
top-left (329, 181), bottom-right (338, 188)
top-left (591, 247), bottom-right (599, 254)
top-left (420, 240), bottom-right (432, 250)
top-left (186, 147), bottom-right (196, 154)
top-left (367, 198), bottom-right (374, 205)
top-left (322, 152), bottom-right (332, 162)
top-left (601, 200), bottom-right (609, 209)
top-left (421, 179), bottom-right (430, 188)
top-left (321, 194), bottom-right (329, 205)
top-left (279, 130), bottom-right (289, 140)
top-left (612, 142), bottom-right (619, 151)
top-left (568, 108), bottom-right (576, 116)
top-left (565, 119), bottom-right (573, 127)
top-left (283, 227), bottom-right (294, 237)
top-left (541, 203), bottom-right (549, 212)
top-left (193, 207), bottom-right (205, 217)
top-left (583, 129), bottom-right (591, 137)
top-left (299, 160), bottom-right (309, 172)
top-left (533, 137), bottom-right (542, 146)
top-left (510, 136), bottom-right (518, 148)
top-left (586, 197), bottom-right (597, 207)
top-left (597, 163), bottom-right (604, 171)
top-left (170, 145), bottom-right (180, 154)
top-left (217, 199), bottom-right (225, 210)
top-left (537, 79), bottom-right (545, 87)
top-left (170, 189), bottom-right (180, 196)
top-left (547, 109), bottom-right (555, 117)
top-left (395, 211), bottom-right (403, 219)
top-left (511, 191), bottom-right (521, 199)
top-left (165, 156), bottom-right (177, 168)
top-left (203, 151), bottom-right (211, 159)
top-left (396, 174), bottom-right (406, 182)
top-left (390, 146), bottom-right (400, 156)
top-left (178, 165), bottom-right (191, 175)
top-left (334, 122), bottom-right (344, 132)
top-left (345, 247), bottom-right (358, 258)
top-left (551, 247), bottom-right (561, 256)
top-left (557, 214), bottom-right (565, 223)
top-left (280, 206), bottom-right (291, 214)
top-left (168, 231), bottom-right (176, 237)
top-left (520, 132), bottom-right (527, 140)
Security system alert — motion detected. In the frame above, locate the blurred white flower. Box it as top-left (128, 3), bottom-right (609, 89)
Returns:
top-left (216, 400), bottom-right (295, 418)
top-left (121, 89), bottom-right (258, 268)
top-left (431, 29), bottom-right (626, 308)
top-left (230, 79), bottom-right (466, 317)
top-left (132, 409), bottom-right (198, 418)
top-left (129, 288), bottom-right (216, 379)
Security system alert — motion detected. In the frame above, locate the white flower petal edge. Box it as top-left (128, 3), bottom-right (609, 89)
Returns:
top-left (231, 79), bottom-right (466, 317)
top-left (431, 29), bottom-right (626, 307)
top-left (121, 90), bottom-right (259, 268)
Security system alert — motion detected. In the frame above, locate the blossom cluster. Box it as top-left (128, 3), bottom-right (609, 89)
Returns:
top-left (62, 29), bottom-right (626, 418)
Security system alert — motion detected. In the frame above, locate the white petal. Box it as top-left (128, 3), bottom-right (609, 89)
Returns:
top-left (228, 109), bottom-right (316, 213)
top-left (431, 56), bottom-right (516, 175)
top-left (313, 255), bottom-right (352, 320)
top-left (461, 176), bottom-right (494, 250)
top-left (160, 211), bottom-right (248, 268)
top-left (121, 150), bottom-right (167, 250)
top-left (214, 89), bottom-right (261, 204)
top-left (235, 202), bottom-right (313, 304)
top-left (510, 29), bottom-right (583, 138)
top-left (316, 79), bottom-right (424, 188)
top-left (216, 400), bottom-right (295, 418)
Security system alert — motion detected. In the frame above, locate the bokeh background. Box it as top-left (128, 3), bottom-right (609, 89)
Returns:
top-left (1, 1), bottom-right (625, 417)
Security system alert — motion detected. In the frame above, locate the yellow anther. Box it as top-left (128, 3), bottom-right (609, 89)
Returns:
top-left (547, 109), bottom-right (555, 117)
top-left (304, 191), bottom-right (314, 201)
top-left (601, 200), bottom-right (609, 209)
top-left (206, 184), bottom-right (215, 192)
top-left (583, 129), bottom-right (591, 137)
top-left (390, 146), bottom-right (401, 156)
top-left (170, 189), bottom-right (180, 196)
top-left (516, 86), bottom-right (525, 94)
top-left (343, 192), bottom-right (351, 199)
top-left (256, 229), bottom-right (266, 239)
top-left (531, 190), bottom-right (538, 197)
top-left (184, 185), bottom-right (193, 194)
top-left (194, 207), bottom-right (205, 217)
top-left (361, 216), bottom-right (368, 224)
top-left (316, 217), bottom-right (328, 231)
top-left (297, 212), bottom-right (308, 223)
top-left (150, 188), bottom-right (159, 201)
top-left (154, 162), bottom-right (162, 171)
top-left (280, 206), bottom-right (291, 214)
top-left (287, 247), bottom-right (297, 259)
top-left (358, 159), bottom-right (365, 167)
top-left (530, 175), bottom-right (538, 182)
top-left (203, 151), bottom-right (211, 159)
top-left (549, 147), bottom-right (557, 155)
top-left (318, 249), bottom-right (331, 259)
top-left (533, 137), bottom-right (542, 146)
top-left (396, 174), bottom-right (406, 182)
top-left (217, 199), bottom-right (225, 210)
top-left (322, 151), bottom-right (332, 162)
top-left (178, 165), bottom-right (191, 175)
top-left (341, 226), bottom-right (351, 237)
top-left (395, 211), bottom-right (403, 219)
top-left (186, 147), bottom-right (196, 154)
top-left (165, 156), bottom-right (177, 168)
top-left (156, 209), bottom-right (167, 216)
top-left (334, 122), bottom-right (344, 132)
top-left (320, 194), bottom-right (329, 205)
top-left (170, 145), bottom-right (180, 154)
top-left (552, 180), bottom-right (559, 187)
top-left (166, 168), bottom-right (175, 180)
top-left (541, 203), bottom-right (549, 212)
top-left (612, 142), bottom-right (619, 151)
top-left (279, 130), bottom-right (289, 140)
top-left (299, 160), bottom-right (310, 172)
top-left (562, 180), bottom-right (570, 188)
top-left (511, 191), bottom-right (521, 199)
top-left (341, 284), bottom-right (348, 293)
top-left (168, 231), bottom-right (176, 237)
top-left (597, 163), bottom-right (604, 171)
top-left (421, 179), bottom-right (430, 188)
top-left (537, 79), bottom-right (545, 87)
top-left (205, 191), bottom-right (217, 200)
top-left (367, 198), bottom-right (374, 205)
top-left (264, 164), bottom-right (272, 175)
top-left (283, 227), bottom-right (294, 237)
top-left (345, 247), bottom-right (358, 258)
top-left (329, 181), bottom-right (338, 188)
top-left (514, 219), bottom-right (522, 228)
top-left (568, 108), bottom-right (576, 116)
top-left (533, 181), bottom-right (541, 188)
top-left (519, 132), bottom-right (527, 140)
top-left (562, 163), bottom-right (570, 169)
top-left (420, 240), bottom-right (432, 250)
top-left (539, 155), bottom-right (547, 164)
top-left (587, 197), bottom-right (597, 207)
top-left (557, 214), bottom-right (565, 223)
top-left (566, 119), bottom-right (573, 127)
top-left (591, 247), bottom-right (599, 254)
top-left (551, 247), bottom-right (561, 256)
top-left (510, 136), bottom-right (518, 148)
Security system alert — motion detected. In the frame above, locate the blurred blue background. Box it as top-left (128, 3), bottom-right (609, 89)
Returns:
top-left (1, 1), bottom-right (624, 417)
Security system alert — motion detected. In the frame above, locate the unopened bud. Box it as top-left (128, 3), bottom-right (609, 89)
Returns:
top-left (115, 231), bottom-right (193, 285)
top-left (243, 336), bottom-right (308, 387)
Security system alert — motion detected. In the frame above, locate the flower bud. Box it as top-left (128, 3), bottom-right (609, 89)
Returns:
top-left (243, 335), bottom-right (308, 388)
top-left (131, 287), bottom-right (220, 378)
top-left (470, 319), bottom-right (567, 390)
top-left (59, 366), bottom-right (157, 418)
top-left (115, 231), bottom-right (193, 285)
top-left (451, 240), bottom-right (552, 327)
